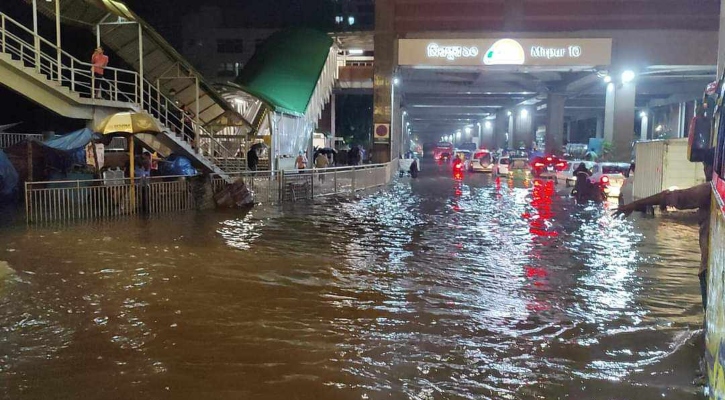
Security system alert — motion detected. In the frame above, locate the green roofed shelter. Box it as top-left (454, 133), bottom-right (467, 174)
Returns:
top-left (224, 28), bottom-right (338, 171)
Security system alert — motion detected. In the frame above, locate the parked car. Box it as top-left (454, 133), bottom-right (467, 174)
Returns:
top-left (470, 149), bottom-right (494, 172)
top-left (589, 163), bottom-right (629, 198)
top-left (560, 161), bottom-right (596, 187)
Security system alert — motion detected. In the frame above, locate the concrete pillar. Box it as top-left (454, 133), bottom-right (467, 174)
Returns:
top-left (494, 111), bottom-right (508, 149)
top-left (640, 112), bottom-right (649, 141)
top-left (595, 114), bottom-right (604, 138)
top-left (545, 93), bottom-right (565, 155)
top-left (372, 0), bottom-right (395, 163)
top-left (513, 107), bottom-right (534, 149)
top-left (614, 83), bottom-right (636, 160)
top-left (482, 120), bottom-right (495, 148)
top-left (604, 81), bottom-right (636, 160)
top-left (603, 83), bottom-right (615, 143)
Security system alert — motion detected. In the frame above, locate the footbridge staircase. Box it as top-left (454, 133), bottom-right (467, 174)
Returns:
top-left (0, 9), bottom-right (251, 183)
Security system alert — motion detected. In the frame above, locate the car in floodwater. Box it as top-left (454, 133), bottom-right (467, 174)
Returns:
top-left (433, 142), bottom-right (454, 161)
top-left (560, 161), bottom-right (596, 187)
top-left (589, 163), bottom-right (629, 198)
top-left (508, 158), bottom-right (531, 180)
top-left (531, 155), bottom-right (568, 182)
top-left (495, 155), bottom-right (510, 176)
top-left (470, 149), bottom-right (494, 173)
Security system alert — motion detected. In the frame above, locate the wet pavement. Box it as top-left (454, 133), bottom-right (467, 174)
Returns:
top-left (0, 160), bottom-right (708, 399)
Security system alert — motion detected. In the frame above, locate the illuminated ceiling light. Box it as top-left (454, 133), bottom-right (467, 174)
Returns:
top-left (603, 75), bottom-right (612, 83)
top-left (640, 111), bottom-right (647, 118)
top-left (348, 16), bottom-right (356, 25)
top-left (393, 77), bottom-right (400, 86)
top-left (456, 131), bottom-right (462, 139)
top-left (485, 121), bottom-right (492, 129)
top-left (348, 49), bottom-right (364, 55)
top-left (621, 70), bottom-right (636, 84)
top-left (507, 111), bottom-right (512, 117)
top-left (465, 127), bottom-right (472, 134)
top-left (520, 109), bottom-right (528, 118)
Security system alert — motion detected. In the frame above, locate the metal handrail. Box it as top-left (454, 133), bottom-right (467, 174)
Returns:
top-left (24, 174), bottom-right (198, 188)
top-left (0, 11), bottom-right (139, 103)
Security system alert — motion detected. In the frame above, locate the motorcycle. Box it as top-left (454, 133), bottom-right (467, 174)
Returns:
top-left (571, 180), bottom-right (607, 203)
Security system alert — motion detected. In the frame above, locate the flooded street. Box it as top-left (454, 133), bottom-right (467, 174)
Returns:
top-left (0, 161), bottom-right (707, 399)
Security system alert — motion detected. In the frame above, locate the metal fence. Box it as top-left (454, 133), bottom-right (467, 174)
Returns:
top-left (0, 133), bottom-right (43, 149)
top-left (25, 175), bottom-right (196, 223)
top-left (212, 162), bottom-right (395, 204)
top-left (212, 170), bottom-right (281, 204)
top-left (24, 162), bottom-right (397, 223)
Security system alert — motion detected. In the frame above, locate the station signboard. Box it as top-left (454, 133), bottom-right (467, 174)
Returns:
top-left (399, 38), bottom-right (612, 67)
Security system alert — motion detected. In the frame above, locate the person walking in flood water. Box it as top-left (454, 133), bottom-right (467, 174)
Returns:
top-left (296, 151), bottom-right (307, 170)
top-left (315, 152), bottom-right (329, 182)
top-left (410, 158), bottom-right (419, 178)
top-left (615, 149), bottom-right (714, 311)
top-left (572, 162), bottom-right (592, 202)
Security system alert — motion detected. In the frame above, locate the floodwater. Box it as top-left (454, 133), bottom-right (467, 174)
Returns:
top-left (0, 161), bottom-right (707, 399)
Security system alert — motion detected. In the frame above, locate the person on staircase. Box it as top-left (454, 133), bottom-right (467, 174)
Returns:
top-left (91, 47), bottom-right (109, 99)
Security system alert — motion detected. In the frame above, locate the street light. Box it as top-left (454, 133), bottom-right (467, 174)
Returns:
top-left (485, 121), bottom-right (492, 129)
top-left (603, 75), bottom-right (612, 83)
top-left (520, 109), bottom-right (528, 118)
top-left (465, 127), bottom-right (472, 134)
top-left (622, 70), bottom-right (636, 84)
top-left (393, 77), bottom-right (400, 86)
top-left (640, 111), bottom-right (647, 118)
top-left (507, 110), bottom-right (512, 117)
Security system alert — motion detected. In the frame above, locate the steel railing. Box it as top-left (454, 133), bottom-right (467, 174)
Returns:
top-left (25, 175), bottom-right (196, 223)
top-left (211, 170), bottom-right (281, 204)
top-left (0, 132), bottom-right (43, 149)
top-left (211, 162), bottom-right (395, 204)
top-left (0, 12), bottom-right (139, 103)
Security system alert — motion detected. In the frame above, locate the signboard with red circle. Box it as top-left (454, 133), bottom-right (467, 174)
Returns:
top-left (374, 123), bottom-right (390, 142)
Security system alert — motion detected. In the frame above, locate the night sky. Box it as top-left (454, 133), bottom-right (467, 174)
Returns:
top-left (124, 0), bottom-right (336, 48)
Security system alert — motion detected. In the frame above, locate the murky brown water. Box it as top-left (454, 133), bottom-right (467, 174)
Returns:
top-left (0, 162), bottom-right (707, 399)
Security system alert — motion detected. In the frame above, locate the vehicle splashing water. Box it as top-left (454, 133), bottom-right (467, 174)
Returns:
top-left (0, 163), bottom-right (706, 399)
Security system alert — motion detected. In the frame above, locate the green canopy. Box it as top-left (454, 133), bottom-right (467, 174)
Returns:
top-left (235, 29), bottom-right (334, 116)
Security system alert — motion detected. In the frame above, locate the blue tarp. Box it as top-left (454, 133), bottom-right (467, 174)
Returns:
top-left (0, 150), bottom-right (18, 197)
top-left (42, 128), bottom-right (97, 151)
top-left (159, 155), bottom-right (197, 176)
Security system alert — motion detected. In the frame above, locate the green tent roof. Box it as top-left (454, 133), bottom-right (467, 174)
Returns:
top-left (235, 29), bottom-right (333, 116)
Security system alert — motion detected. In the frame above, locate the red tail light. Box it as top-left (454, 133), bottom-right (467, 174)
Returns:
top-left (600, 176), bottom-right (610, 185)
top-left (534, 162), bottom-right (545, 168)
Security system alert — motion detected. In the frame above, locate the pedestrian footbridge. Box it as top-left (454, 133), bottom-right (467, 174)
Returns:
top-left (0, 5), bottom-right (253, 183)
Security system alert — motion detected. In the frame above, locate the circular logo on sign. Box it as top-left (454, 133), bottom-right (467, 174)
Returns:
top-left (375, 124), bottom-right (389, 137)
top-left (569, 46), bottom-right (582, 57)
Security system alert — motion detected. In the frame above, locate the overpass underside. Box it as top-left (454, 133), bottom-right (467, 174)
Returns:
top-left (373, 0), bottom-right (719, 161)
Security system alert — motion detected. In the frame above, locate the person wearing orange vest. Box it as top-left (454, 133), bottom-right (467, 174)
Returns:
top-left (91, 47), bottom-right (109, 99)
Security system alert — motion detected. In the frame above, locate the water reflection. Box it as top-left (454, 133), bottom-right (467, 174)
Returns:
top-left (0, 161), bottom-right (707, 399)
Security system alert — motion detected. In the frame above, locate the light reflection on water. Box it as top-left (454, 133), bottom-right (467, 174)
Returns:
top-left (0, 163), bottom-right (707, 399)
